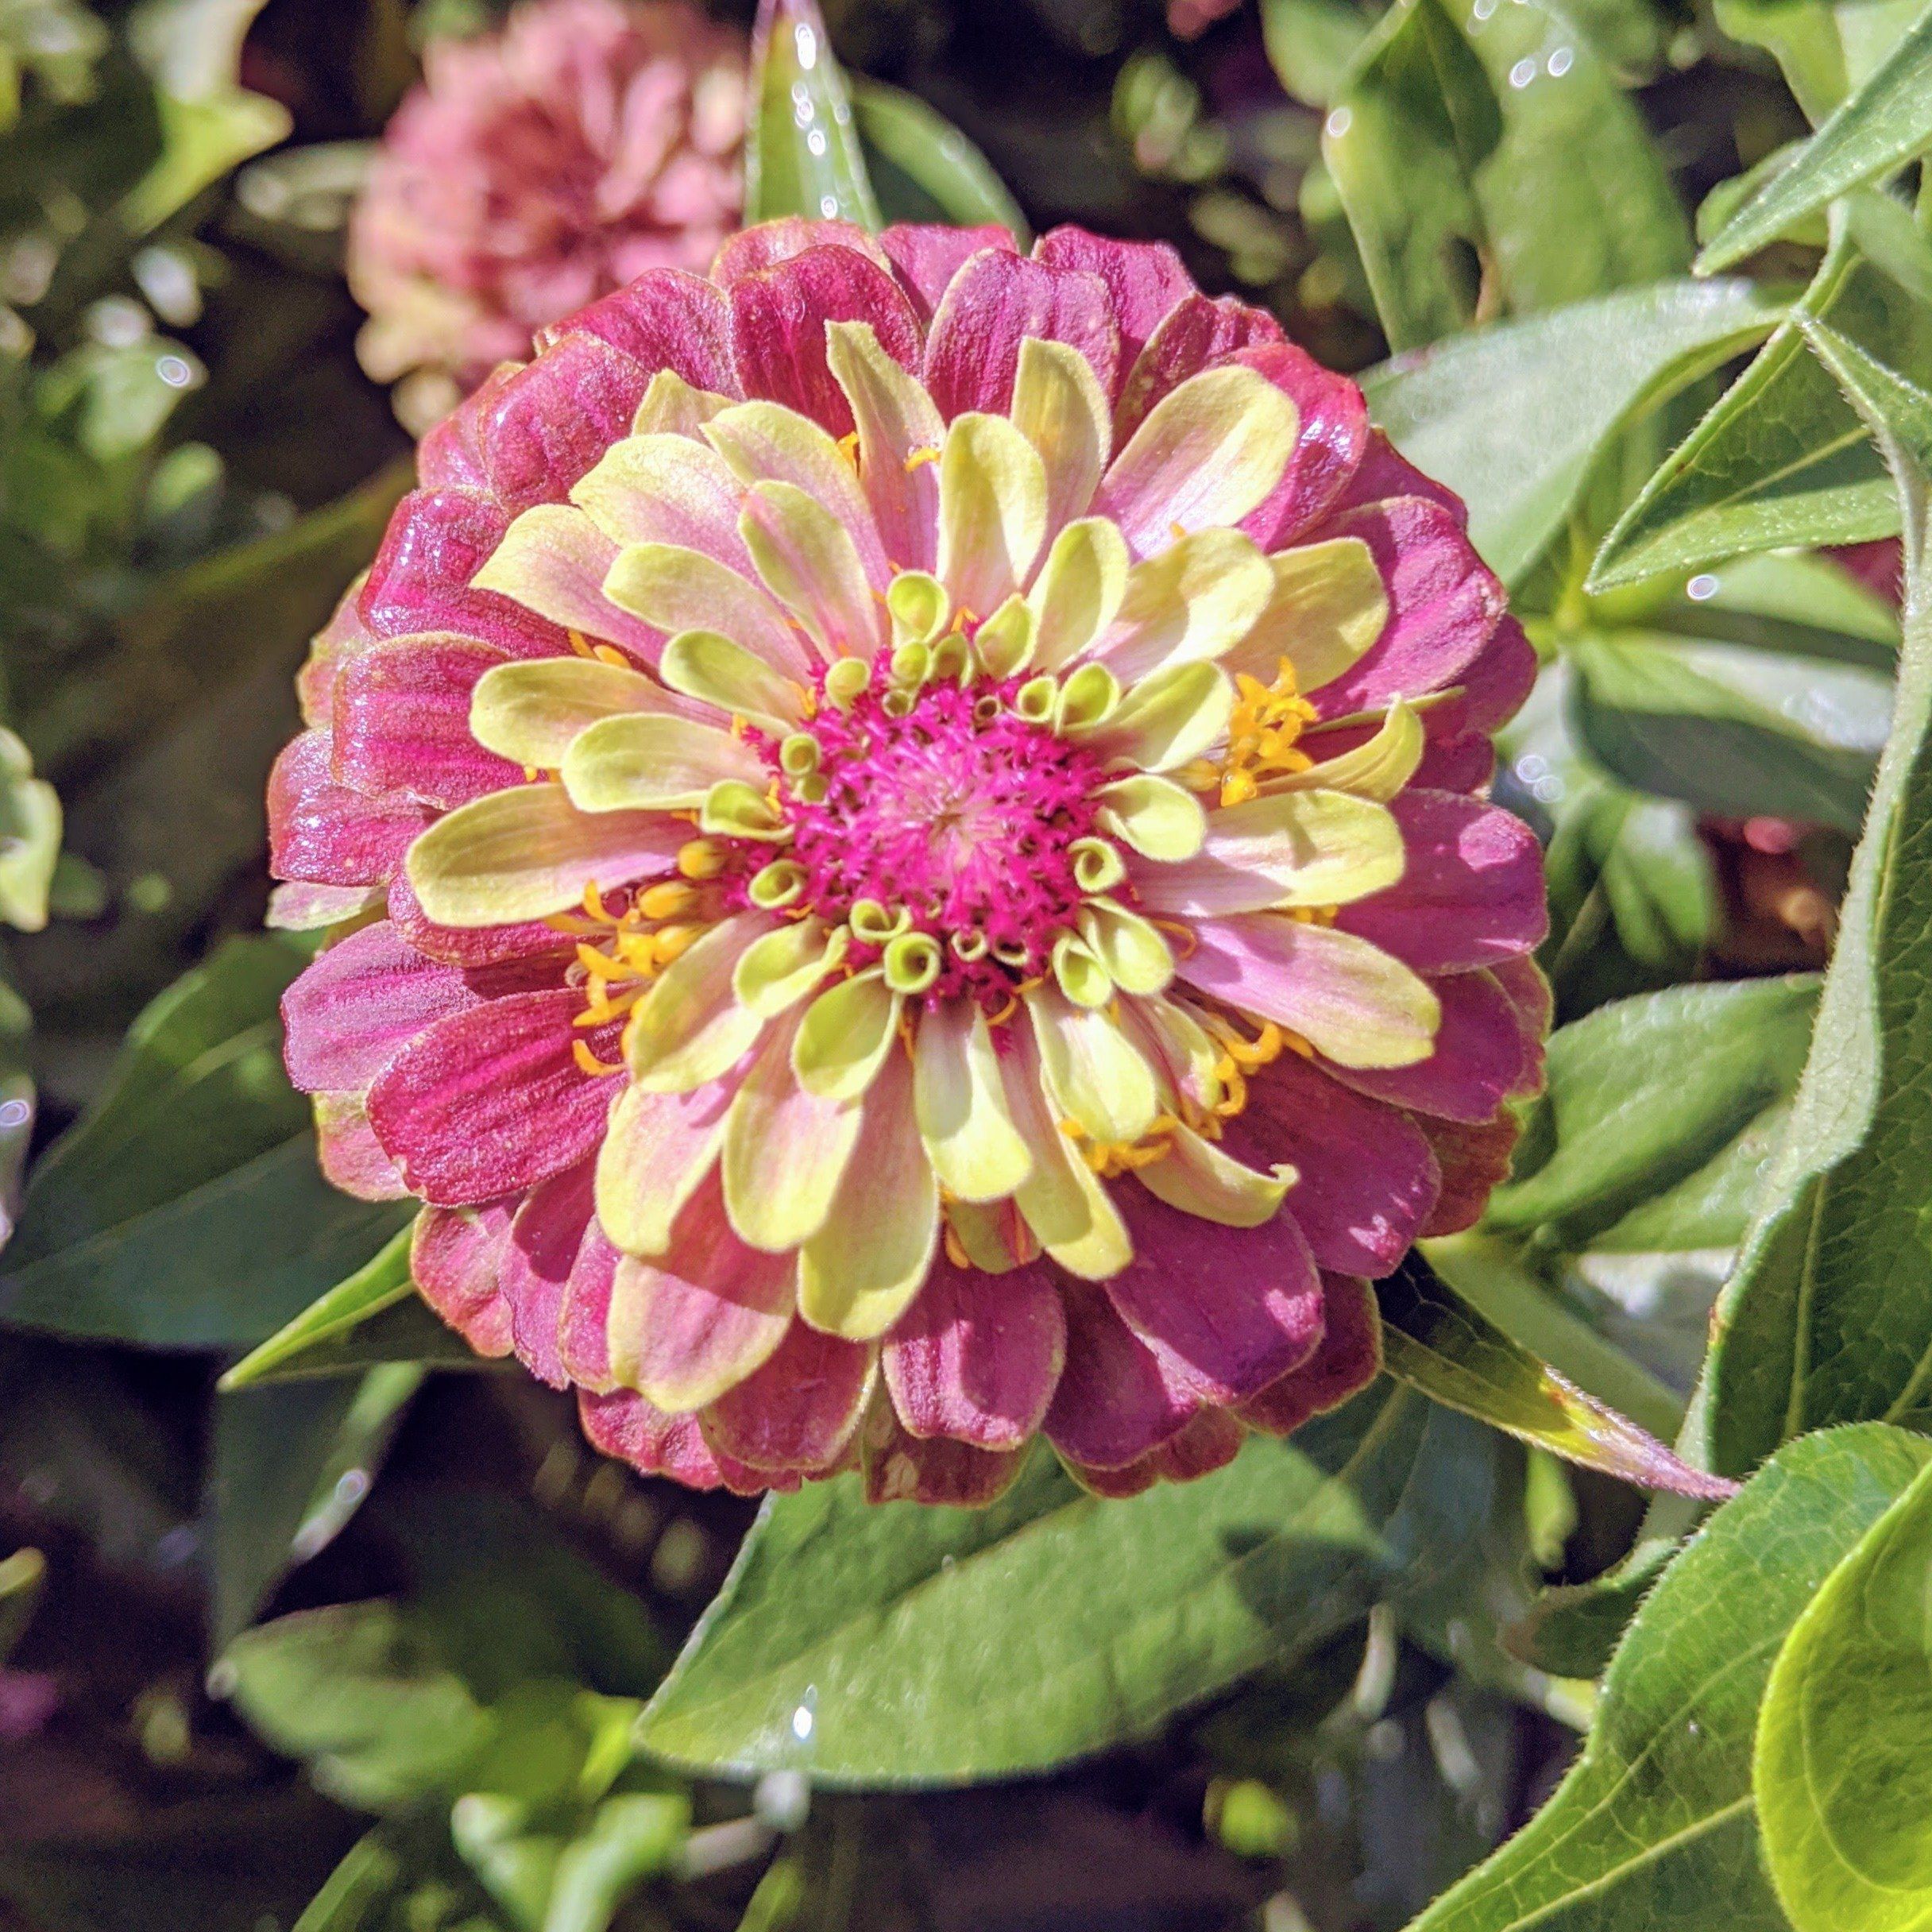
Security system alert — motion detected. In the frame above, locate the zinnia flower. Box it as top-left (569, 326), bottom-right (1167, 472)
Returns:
top-left (273, 216), bottom-right (1546, 1504)
top-left (349, 0), bottom-right (744, 418)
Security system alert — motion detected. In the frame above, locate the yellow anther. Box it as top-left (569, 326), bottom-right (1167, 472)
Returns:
top-left (677, 838), bottom-right (727, 880)
top-left (639, 879), bottom-right (698, 921)
top-left (943, 1223), bottom-right (970, 1269)
top-left (1214, 655), bottom-right (1318, 807)
top-left (573, 1040), bottom-right (625, 1077)
top-left (1169, 520), bottom-right (1189, 544)
top-left (838, 429), bottom-right (862, 469)
top-left (904, 446), bottom-right (941, 473)
top-left (593, 643), bottom-right (629, 667)
top-left (651, 923), bottom-right (701, 968)
top-left (569, 629), bottom-right (595, 659)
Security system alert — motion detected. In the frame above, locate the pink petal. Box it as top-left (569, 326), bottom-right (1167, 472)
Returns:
top-left (609, 1170), bottom-right (797, 1410)
top-left (269, 731), bottom-right (431, 889)
top-left (701, 1319), bottom-right (874, 1474)
top-left (1105, 1184), bottom-right (1324, 1405)
top-left (713, 218), bottom-right (892, 285)
top-left (298, 585), bottom-right (378, 728)
top-left (1032, 226), bottom-right (1193, 400)
top-left (1308, 497), bottom-right (1507, 721)
top-left (1324, 429), bottom-right (1468, 527)
top-left (1219, 1052), bottom-right (1440, 1279)
top-left (479, 332), bottom-right (651, 512)
top-left (1443, 612), bottom-right (1538, 736)
top-left (1416, 1111), bottom-right (1520, 1236)
top-left (386, 871), bottom-right (574, 968)
top-left (547, 267), bottom-right (737, 396)
top-left (1043, 1280), bottom-right (1200, 1471)
top-left (577, 1387), bottom-right (797, 1493)
top-left (330, 634), bottom-right (521, 810)
top-left (365, 988), bottom-right (621, 1205)
top-left (502, 1161), bottom-right (599, 1389)
top-left (864, 1414), bottom-right (1028, 1505)
top-left (728, 243), bottom-right (922, 437)
top-left (924, 249), bottom-right (1119, 419)
top-left (559, 1218), bottom-right (620, 1391)
top-left (1236, 342), bottom-right (1372, 548)
top-left (1328, 968), bottom-right (1526, 1124)
top-left (879, 221), bottom-right (1017, 322)
top-left (1238, 1274), bottom-right (1382, 1435)
top-left (417, 363), bottom-right (516, 493)
top-left (314, 1092), bottom-right (410, 1201)
top-left (412, 1200), bottom-right (515, 1358)
top-left (1115, 293), bottom-right (1284, 439)
top-left (883, 1256), bottom-right (1066, 1449)
top-left (1336, 791), bottom-right (1547, 974)
top-left (358, 487), bottom-right (566, 659)
top-left (1066, 1408), bottom-right (1245, 1498)
top-left (1492, 953), bottom-right (1551, 1099)
top-left (1411, 732), bottom-right (1497, 794)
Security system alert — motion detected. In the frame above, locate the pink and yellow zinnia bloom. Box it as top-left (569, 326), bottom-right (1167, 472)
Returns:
top-left (272, 218), bottom-right (1547, 1504)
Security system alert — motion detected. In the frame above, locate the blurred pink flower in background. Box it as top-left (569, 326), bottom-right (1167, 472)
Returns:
top-left (1167, 0), bottom-right (1244, 38)
top-left (350, 0), bottom-right (745, 425)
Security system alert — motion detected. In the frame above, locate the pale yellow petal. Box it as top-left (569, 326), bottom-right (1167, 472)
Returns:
top-left (1010, 337), bottom-right (1111, 537)
top-left (721, 1011), bottom-right (864, 1252)
top-left (1093, 528), bottom-right (1276, 684)
top-left (1079, 899), bottom-right (1175, 997)
top-left (1025, 985), bottom-right (1158, 1146)
top-left (740, 480), bottom-right (887, 660)
top-left (1135, 1125), bottom-right (1293, 1227)
top-left (913, 999), bottom-right (1034, 1203)
top-left (597, 1078), bottom-right (733, 1258)
top-left (792, 969), bottom-right (902, 1103)
top-left (998, 1024), bottom-right (1132, 1279)
top-left (602, 540), bottom-right (812, 681)
top-left (1224, 536), bottom-right (1389, 693)
top-left (1092, 773), bottom-right (1208, 861)
top-left (632, 369), bottom-right (734, 437)
top-left (1071, 660), bottom-right (1234, 772)
top-left (1269, 699), bottom-right (1423, 802)
top-left (570, 432), bottom-right (754, 572)
top-left (659, 628), bottom-right (806, 734)
top-left (1027, 516), bottom-right (1130, 670)
top-left (732, 919), bottom-right (844, 1019)
top-left (562, 711), bottom-right (767, 812)
top-left (470, 504), bottom-right (659, 659)
top-left (624, 911), bottom-right (772, 1092)
top-left (1136, 789), bottom-right (1405, 916)
top-left (469, 657), bottom-right (682, 769)
top-left (937, 412), bottom-right (1049, 617)
top-left (825, 320), bottom-right (945, 574)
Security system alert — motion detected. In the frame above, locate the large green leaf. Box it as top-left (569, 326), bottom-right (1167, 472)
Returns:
top-left (1362, 279), bottom-right (1787, 585)
top-left (1261, 0), bottom-right (1378, 105)
top-left (1754, 1454), bottom-right (1932, 1932)
top-left (1567, 627), bottom-right (1891, 834)
top-left (637, 1386), bottom-right (1488, 1784)
top-left (849, 79), bottom-right (1028, 242)
top-left (744, 0), bottom-right (879, 230)
top-left (0, 936), bottom-right (411, 1347)
top-left (1701, 2), bottom-right (1932, 272)
top-left (1715, 0), bottom-right (1926, 123)
top-left (1590, 201), bottom-right (1932, 590)
top-left (1697, 324), bottom-right (1932, 1475)
top-left (1407, 1423), bottom-right (1932, 1932)
top-left (1486, 976), bottom-right (1819, 1257)
top-left (1376, 1253), bottom-right (1726, 1493)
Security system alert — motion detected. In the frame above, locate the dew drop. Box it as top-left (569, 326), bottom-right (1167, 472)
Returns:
top-left (1508, 56), bottom-right (1537, 87)
top-left (1547, 44), bottom-right (1574, 76)
top-left (1686, 573), bottom-right (1721, 601)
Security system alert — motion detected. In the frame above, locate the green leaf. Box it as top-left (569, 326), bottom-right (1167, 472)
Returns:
top-left (849, 79), bottom-right (1028, 243)
top-left (207, 1365), bottom-right (423, 1648)
top-left (1375, 1251), bottom-right (1729, 1495)
top-left (1261, 0), bottom-right (1378, 105)
top-left (638, 1386), bottom-right (1489, 1783)
top-left (1362, 280), bottom-right (1787, 585)
top-left (1702, 2), bottom-right (1932, 272)
top-left (0, 936), bottom-right (412, 1348)
top-left (744, 0), bottom-right (879, 230)
top-left (1486, 976), bottom-right (1820, 1256)
top-left (1697, 141), bottom-right (1830, 254)
top-left (1567, 627), bottom-right (1892, 833)
top-left (1697, 323), bottom-right (1932, 1474)
top-left (1590, 199), bottom-right (1932, 591)
top-left (1409, 1423), bottom-right (1932, 1932)
top-left (1755, 1454), bottom-right (1932, 1932)
top-left (1323, 0), bottom-right (1503, 351)
top-left (1715, 0), bottom-right (1927, 123)
top-left (0, 728), bottom-right (60, 933)
top-left (221, 1223), bottom-right (415, 1388)
top-left (0, 1546), bottom-right (44, 1664)
top-left (1644, 549), bottom-right (1899, 673)
top-left (1505, 1532), bottom-right (1678, 1679)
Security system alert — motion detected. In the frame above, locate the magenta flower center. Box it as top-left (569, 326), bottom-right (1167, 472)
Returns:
top-left (779, 678), bottom-right (1107, 1003)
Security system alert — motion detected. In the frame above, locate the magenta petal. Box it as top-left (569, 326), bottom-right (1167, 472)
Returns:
top-left (1220, 1053), bottom-right (1439, 1280)
top-left (1237, 342), bottom-right (1372, 548)
top-left (1043, 1280), bottom-right (1199, 1471)
top-left (1310, 497), bottom-right (1507, 719)
top-left (284, 921), bottom-right (505, 1094)
top-left (365, 989), bottom-right (620, 1205)
top-left (1238, 1274), bottom-right (1382, 1435)
top-left (728, 243), bottom-right (922, 436)
top-left (331, 634), bottom-right (520, 810)
top-left (701, 1319), bottom-right (873, 1474)
top-left (713, 218), bottom-right (891, 286)
top-left (1492, 953), bottom-right (1551, 1099)
top-left (296, 585), bottom-right (377, 728)
top-left (412, 1201), bottom-right (515, 1358)
top-left (551, 267), bottom-right (737, 395)
top-left (883, 1256), bottom-right (1066, 1449)
top-left (502, 1161), bottom-right (598, 1390)
top-left (1032, 226), bottom-right (1192, 398)
top-left (865, 1414), bottom-right (1028, 1505)
top-left (1417, 1111), bottom-right (1520, 1236)
top-left (1446, 613), bottom-right (1538, 735)
top-left (558, 1219), bottom-right (620, 1392)
top-left (1325, 429), bottom-right (1469, 527)
top-left (1115, 292), bottom-right (1284, 439)
top-left (1328, 968), bottom-right (1528, 1125)
top-left (269, 732), bottom-right (431, 889)
top-left (1412, 732), bottom-right (1497, 794)
top-left (578, 1389), bottom-right (728, 1490)
top-left (879, 221), bottom-right (1017, 322)
top-left (315, 1092), bottom-right (410, 1201)
top-left (357, 487), bottom-right (566, 659)
top-left (1068, 1408), bottom-right (1245, 1498)
top-left (480, 333), bottom-right (651, 512)
top-left (1106, 1184), bottom-right (1324, 1405)
top-left (925, 249), bottom-right (1120, 419)
top-left (1337, 791), bottom-right (1547, 974)
top-left (416, 364), bottom-right (516, 493)
top-left (386, 873), bottom-right (574, 969)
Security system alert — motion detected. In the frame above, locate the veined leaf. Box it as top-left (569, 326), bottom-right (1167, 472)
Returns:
top-left (744, 0), bottom-right (879, 230)
top-left (1697, 323), bottom-right (1932, 1474)
top-left (1408, 1423), bottom-right (1932, 1932)
top-left (1715, 0), bottom-right (1926, 123)
top-left (1701, 2), bottom-right (1932, 272)
top-left (222, 1223), bottom-right (415, 1388)
top-left (1362, 278), bottom-right (1787, 585)
top-left (850, 79), bottom-right (1028, 242)
top-left (638, 1387), bottom-right (1490, 1783)
top-left (1755, 1454), bottom-right (1932, 1932)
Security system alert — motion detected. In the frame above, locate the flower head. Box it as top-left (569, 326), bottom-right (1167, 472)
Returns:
top-left (350, 0), bottom-right (744, 417)
top-left (274, 218), bottom-right (1546, 1503)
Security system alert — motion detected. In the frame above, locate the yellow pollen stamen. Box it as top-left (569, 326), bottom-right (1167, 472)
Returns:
top-left (904, 446), bottom-right (941, 473)
top-left (943, 1223), bottom-right (970, 1268)
top-left (677, 838), bottom-right (726, 880)
top-left (569, 629), bottom-right (595, 659)
top-left (1214, 656), bottom-right (1319, 807)
top-left (593, 644), bottom-right (629, 667)
top-left (837, 429), bottom-right (862, 469)
top-left (1059, 1111), bottom-right (1183, 1178)
top-left (573, 1040), bottom-right (625, 1077)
